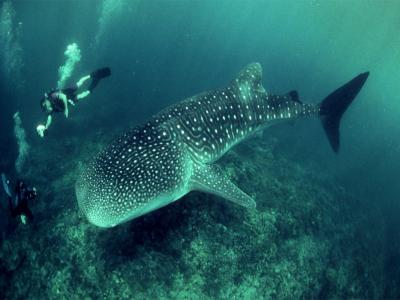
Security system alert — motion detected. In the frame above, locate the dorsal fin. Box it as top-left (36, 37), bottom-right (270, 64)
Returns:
top-left (235, 62), bottom-right (262, 85)
top-left (287, 90), bottom-right (301, 103)
top-left (232, 63), bottom-right (265, 97)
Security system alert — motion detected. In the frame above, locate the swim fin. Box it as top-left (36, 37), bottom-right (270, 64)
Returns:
top-left (1, 173), bottom-right (12, 197)
top-left (89, 67), bottom-right (111, 92)
top-left (90, 67), bottom-right (111, 80)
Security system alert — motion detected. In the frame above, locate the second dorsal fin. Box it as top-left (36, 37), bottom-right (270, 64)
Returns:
top-left (287, 90), bottom-right (301, 104)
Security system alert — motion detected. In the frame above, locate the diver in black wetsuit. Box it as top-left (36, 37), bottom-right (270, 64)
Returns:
top-left (2, 173), bottom-right (36, 224)
top-left (37, 67), bottom-right (111, 137)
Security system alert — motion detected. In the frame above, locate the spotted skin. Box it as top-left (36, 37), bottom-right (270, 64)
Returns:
top-left (76, 63), bottom-right (320, 228)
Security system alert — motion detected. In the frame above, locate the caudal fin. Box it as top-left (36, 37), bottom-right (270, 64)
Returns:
top-left (320, 72), bottom-right (369, 153)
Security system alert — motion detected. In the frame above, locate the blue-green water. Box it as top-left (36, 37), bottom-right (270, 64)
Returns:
top-left (0, 1), bottom-right (399, 298)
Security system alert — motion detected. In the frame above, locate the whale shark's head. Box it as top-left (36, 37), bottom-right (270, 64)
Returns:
top-left (76, 125), bottom-right (192, 227)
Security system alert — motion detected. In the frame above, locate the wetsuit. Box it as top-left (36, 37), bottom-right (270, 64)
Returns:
top-left (46, 84), bottom-right (79, 114)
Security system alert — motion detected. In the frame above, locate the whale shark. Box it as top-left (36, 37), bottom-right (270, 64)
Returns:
top-left (76, 63), bottom-right (369, 228)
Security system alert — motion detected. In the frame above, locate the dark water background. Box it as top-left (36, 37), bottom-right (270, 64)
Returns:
top-left (0, 0), bottom-right (399, 298)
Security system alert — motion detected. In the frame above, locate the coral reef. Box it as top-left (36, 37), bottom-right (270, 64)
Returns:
top-left (0, 133), bottom-right (394, 299)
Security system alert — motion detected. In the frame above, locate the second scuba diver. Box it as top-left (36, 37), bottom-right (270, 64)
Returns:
top-left (1, 173), bottom-right (37, 225)
top-left (37, 67), bottom-right (111, 137)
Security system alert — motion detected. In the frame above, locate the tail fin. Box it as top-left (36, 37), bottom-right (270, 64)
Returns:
top-left (320, 72), bottom-right (369, 153)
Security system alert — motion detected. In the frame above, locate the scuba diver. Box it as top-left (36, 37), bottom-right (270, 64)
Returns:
top-left (1, 173), bottom-right (37, 225)
top-left (37, 67), bottom-right (111, 137)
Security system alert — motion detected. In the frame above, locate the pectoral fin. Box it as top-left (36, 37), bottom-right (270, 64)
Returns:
top-left (189, 163), bottom-right (256, 209)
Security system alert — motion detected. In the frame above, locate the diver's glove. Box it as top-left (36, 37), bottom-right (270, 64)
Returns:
top-left (36, 124), bottom-right (47, 138)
